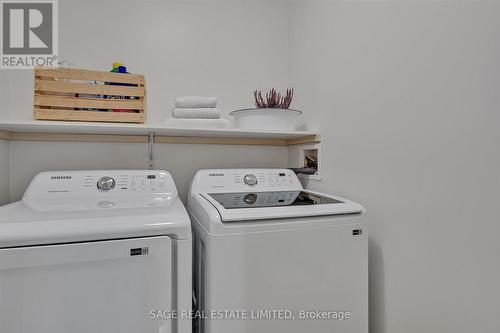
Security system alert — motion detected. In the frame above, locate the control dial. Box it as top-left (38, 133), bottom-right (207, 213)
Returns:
top-left (243, 193), bottom-right (257, 205)
top-left (243, 174), bottom-right (258, 186)
top-left (97, 176), bottom-right (115, 191)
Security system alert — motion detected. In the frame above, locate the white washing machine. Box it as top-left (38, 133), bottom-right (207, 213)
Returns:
top-left (0, 170), bottom-right (191, 333)
top-left (188, 169), bottom-right (368, 333)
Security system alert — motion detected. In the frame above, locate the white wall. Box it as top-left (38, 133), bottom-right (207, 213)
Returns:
top-left (8, 141), bottom-right (287, 202)
top-left (154, 144), bottom-right (287, 201)
top-left (289, 1), bottom-right (500, 332)
top-left (8, 141), bottom-right (148, 201)
top-left (0, 72), bottom-right (9, 121)
top-left (7, 0), bottom-right (291, 123)
top-left (0, 71), bottom-right (10, 204)
top-left (3, 0), bottom-right (292, 201)
top-left (0, 140), bottom-right (8, 205)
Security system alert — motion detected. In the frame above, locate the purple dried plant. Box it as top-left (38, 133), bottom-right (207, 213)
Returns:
top-left (254, 88), bottom-right (294, 109)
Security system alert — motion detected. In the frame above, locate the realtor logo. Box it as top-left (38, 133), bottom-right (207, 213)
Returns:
top-left (1, 0), bottom-right (58, 69)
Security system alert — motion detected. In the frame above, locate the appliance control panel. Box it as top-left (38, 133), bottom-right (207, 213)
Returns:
top-left (24, 170), bottom-right (177, 199)
top-left (22, 170), bottom-right (178, 211)
top-left (87, 173), bottom-right (171, 193)
top-left (194, 169), bottom-right (303, 193)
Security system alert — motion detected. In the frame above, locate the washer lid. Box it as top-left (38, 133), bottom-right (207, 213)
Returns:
top-left (201, 190), bottom-right (364, 222)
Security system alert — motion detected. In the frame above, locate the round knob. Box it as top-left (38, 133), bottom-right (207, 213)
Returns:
top-left (97, 176), bottom-right (115, 191)
top-left (243, 193), bottom-right (257, 205)
top-left (243, 174), bottom-right (258, 186)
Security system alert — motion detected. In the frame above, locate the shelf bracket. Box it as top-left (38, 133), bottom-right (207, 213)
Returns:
top-left (148, 132), bottom-right (154, 170)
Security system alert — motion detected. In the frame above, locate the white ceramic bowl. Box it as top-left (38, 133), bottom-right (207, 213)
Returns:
top-left (230, 108), bottom-right (302, 131)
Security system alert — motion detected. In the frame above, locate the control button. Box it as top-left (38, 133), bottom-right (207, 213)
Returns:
top-left (243, 193), bottom-right (257, 205)
top-left (97, 176), bottom-right (115, 191)
top-left (243, 174), bottom-right (258, 186)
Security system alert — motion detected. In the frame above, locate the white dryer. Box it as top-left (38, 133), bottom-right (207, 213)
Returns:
top-left (188, 169), bottom-right (368, 333)
top-left (0, 170), bottom-right (191, 333)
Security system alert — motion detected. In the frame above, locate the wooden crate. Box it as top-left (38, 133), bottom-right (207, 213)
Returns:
top-left (33, 67), bottom-right (146, 123)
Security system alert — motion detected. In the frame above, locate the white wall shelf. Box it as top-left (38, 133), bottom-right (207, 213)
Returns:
top-left (0, 120), bottom-right (320, 146)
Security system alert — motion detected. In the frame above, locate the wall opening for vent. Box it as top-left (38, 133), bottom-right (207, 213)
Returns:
top-left (298, 144), bottom-right (321, 180)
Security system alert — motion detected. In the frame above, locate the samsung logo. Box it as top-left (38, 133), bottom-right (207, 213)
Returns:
top-left (209, 173), bottom-right (224, 177)
top-left (51, 176), bottom-right (72, 180)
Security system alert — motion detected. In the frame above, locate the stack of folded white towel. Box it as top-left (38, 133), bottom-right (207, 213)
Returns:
top-left (165, 96), bottom-right (230, 128)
